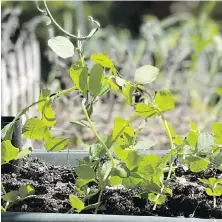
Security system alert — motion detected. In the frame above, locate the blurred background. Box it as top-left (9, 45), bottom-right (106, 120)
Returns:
top-left (1, 1), bottom-right (222, 150)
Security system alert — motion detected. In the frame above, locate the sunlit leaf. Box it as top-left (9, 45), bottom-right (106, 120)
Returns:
top-left (19, 184), bottom-right (35, 200)
top-left (197, 132), bottom-right (214, 153)
top-left (122, 82), bottom-right (133, 105)
top-left (190, 158), bottom-right (209, 172)
top-left (1, 140), bottom-right (19, 164)
top-left (44, 136), bottom-right (69, 152)
top-left (89, 64), bottom-right (103, 97)
top-left (70, 61), bottom-right (88, 94)
top-left (75, 164), bottom-right (95, 180)
top-left (2, 191), bottom-right (19, 202)
top-left (15, 147), bottom-right (32, 160)
top-left (69, 194), bottom-right (85, 212)
top-left (135, 103), bottom-right (157, 118)
top-left (212, 122), bottom-right (222, 144)
top-left (22, 118), bottom-right (47, 140)
top-left (90, 53), bottom-right (117, 75)
top-left (134, 65), bottom-right (159, 84)
top-left (155, 90), bottom-right (174, 112)
top-left (48, 36), bottom-right (74, 58)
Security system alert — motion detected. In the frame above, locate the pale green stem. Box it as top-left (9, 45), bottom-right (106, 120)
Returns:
top-left (43, 0), bottom-right (100, 40)
top-left (159, 112), bottom-right (174, 180)
top-left (94, 188), bottom-right (103, 214)
top-left (82, 100), bottom-right (115, 168)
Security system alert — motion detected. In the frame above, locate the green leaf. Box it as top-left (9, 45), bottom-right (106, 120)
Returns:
top-left (212, 122), bottom-right (222, 144)
top-left (124, 150), bottom-right (141, 170)
top-left (48, 36), bottom-right (74, 58)
top-left (75, 164), bottom-right (95, 180)
top-left (44, 136), bottom-right (69, 152)
top-left (155, 90), bottom-right (175, 112)
top-left (134, 65), bottom-right (159, 84)
top-left (2, 190), bottom-right (19, 202)
top-left (122, 175), bottom-right (142, 189)
top-left (70, 61), bottom-right (88, 94)
top-left (135, 103), bottom-right (157, 118)
top-left (1, 122), bottom-right (14, 141)
top-left (148, 193), bottom-right (157, 202)
top-left (189, 120), bottom-right (198, 132)
top-left (69, 194), bottom-right (85, 212)
top-left (134, 140), bottom-right (156, 150)
top-left (38, 89), bottom-right (50, 114)
top-left (99, 77), bottom-right (111, 96)
top-left (214, 187), bottom-right (222, 196)
top-left (190, 158), bottom-right (209, 172)
top-left (112, 165), bottom-right (129, 178)
top-left (156, 194), bottom-right (167, 205)
top-left (19, 184), bottom-right (35, 199)
top-left (70, 120), bottom-right (91, 129)
top-left (213, 151), bottom-right (222, 166)
top-left (199, 178), bottom-right (211, 185)
top-left (197, 132), bottom-right (214, 153)
top-left (97, 161), bottom-right (112, 182)
top-left (89, 64), bottom-right (103, 97)
top-left (15, 147), bottom-right (32, 160)
top-left (114, 145), bottom-right (131, 161)
top-left (90, 53), bottom-right (117, 75)
top-left (1, 140), bottom-right (19, 164)
top-left (109, 176), bottom-right (122, 186)
top-left (110, 117), bottom-right (134, 142)
top-left (205, 187), bottom-right (214, 196)
top-left (22, 118), bottom-right (47, 140)
top-left (122, 82), bottom-right (133, 105)
top-left (187, 131), bottom-right (199, 147)
top-left (75, 178), bottom-right (95, 188)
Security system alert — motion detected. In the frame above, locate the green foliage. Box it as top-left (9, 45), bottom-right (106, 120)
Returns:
top-left (89, 64), bottom-right (103, 97)
top-left (90, 53), bottom-right (117, 76)
top-left (155, 90), bottom-right (175, 112)
top-left (1, 9), bottom-right (222, 214)
top-left (22, 118), bottom-right (48, 140)
top-left (199, 178), bottom-right (222, 208)
top-left (69, 194), bottom-right (85, 212)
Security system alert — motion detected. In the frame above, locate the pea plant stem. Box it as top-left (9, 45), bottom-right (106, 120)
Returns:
top-left (43, 0), bottom-right (100, 41)
top-left (159, 112), bottom-right (174, 180)
top-left (94, 188), bottom-right (104, 214)
top-left (82, 99), bottom-right (115, 168)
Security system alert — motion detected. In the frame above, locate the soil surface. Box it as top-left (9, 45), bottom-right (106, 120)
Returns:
top-left (1, 156), bottom-right (222, 219)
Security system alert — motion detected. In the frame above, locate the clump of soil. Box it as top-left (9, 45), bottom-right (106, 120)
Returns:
top-left (1, 156), bottom-right (222, 218)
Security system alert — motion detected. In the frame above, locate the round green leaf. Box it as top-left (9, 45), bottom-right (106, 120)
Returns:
top-left (155, 90), bottom-right (175, 112)
top-left (75, 164), bottom-right (95, 180)
top-left (89, 64), bottom-right (103, 97)
top-left (48, 36), bottom-right (74, 58)
top-left (197, 132), bottom-right (214, 153)
top-left (109, 176), bottom-right (122, 186)
top-left (134, 65), bottom-right (159, 84)
top-left (19, 184), bottom-right (35, 199)
top-left (135, 103), bottom-right (157, 118)
top-left (205, 188), bottom-right (214, 196)
top-left (69, 194), bottom-right (85, 212)
top-left (190, 158), bottom-right (209, 172)
top-left (1, 140), bottom-right (19, 164)
top-left (22, 118), bottom-right (47, 140)
top-left (2, 190), bottom-right (19, 202)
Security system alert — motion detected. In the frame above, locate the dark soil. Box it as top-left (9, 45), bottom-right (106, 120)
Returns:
top-left (1, 156), bottom-right (222, 219)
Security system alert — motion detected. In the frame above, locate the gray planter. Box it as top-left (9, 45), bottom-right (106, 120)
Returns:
top-left (1, 150), bottom-right (220, 222)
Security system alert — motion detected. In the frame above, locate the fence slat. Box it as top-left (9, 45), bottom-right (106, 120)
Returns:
top-left (1, 59), bottom-right (10, 115)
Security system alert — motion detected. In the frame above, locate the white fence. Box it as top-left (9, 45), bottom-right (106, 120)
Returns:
top-left (1, 8), bottom-right (41, 118)
top-left (1, 36), bottom-right (41, 117)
